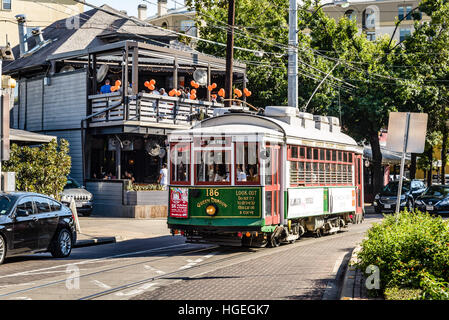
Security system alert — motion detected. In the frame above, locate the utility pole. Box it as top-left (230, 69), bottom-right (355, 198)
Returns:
top-left (288, 0), bottom-right (298, 109)
top-left (224, 0), bottom-right (235, 109)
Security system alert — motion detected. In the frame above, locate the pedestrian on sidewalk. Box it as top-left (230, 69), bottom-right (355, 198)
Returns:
top-left (158, 164), bottom-right (168, 190)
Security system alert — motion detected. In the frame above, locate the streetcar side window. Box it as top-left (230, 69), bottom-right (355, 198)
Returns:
top-left (195, 149), bottom-right (231, 185)
top-left (235, 142), bottom-right (260, 185)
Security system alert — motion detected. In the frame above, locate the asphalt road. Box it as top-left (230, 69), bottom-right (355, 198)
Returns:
top-left (0, 214), bottom-right (383, 300)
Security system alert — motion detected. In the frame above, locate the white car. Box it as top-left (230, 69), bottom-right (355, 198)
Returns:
top-left (60, 176), bottom-right (93, 216)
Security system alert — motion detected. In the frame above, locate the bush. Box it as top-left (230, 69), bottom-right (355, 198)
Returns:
top-left (3, 139), bottom-right (71, 199)
top-left (356, 211), bottom-right (449, 300)
top-left (126, 183), bottom-right (165, 191)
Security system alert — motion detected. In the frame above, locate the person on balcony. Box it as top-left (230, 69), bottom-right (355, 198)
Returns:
top-left (160, 88), bottom-right (168, 96)
top-left (100, 79), bottom-right (112, 94)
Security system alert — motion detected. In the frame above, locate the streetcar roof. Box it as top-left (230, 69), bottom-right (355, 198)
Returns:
top-left (168, 112), bottom-right (361, 151)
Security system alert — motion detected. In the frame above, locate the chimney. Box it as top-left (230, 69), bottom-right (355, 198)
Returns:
top-left (158, 0), bottom-right (168, 17)
top-left (31, 27), bottom-right (44, 46)
top-left (138, 4), bottom-right (147, 20)
top-left (15, 14), bottom-right (28, 57)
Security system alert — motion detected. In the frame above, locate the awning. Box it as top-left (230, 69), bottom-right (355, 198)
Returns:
top-left (10, 129), bottom-right (56, 144)
top-left (364, 146), bottom-right (411, 165)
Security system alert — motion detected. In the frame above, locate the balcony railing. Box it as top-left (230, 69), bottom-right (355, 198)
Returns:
top-left (88, 92), bottom-right (224, 125)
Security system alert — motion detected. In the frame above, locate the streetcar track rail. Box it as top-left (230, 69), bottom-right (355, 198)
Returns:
top-left (0, 244), bottom-right (219, 299)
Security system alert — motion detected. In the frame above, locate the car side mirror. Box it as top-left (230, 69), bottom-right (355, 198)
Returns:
top-left (15, 209), bottom-right (29, 217)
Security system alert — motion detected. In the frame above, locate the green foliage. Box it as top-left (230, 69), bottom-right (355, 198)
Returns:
top-left (357, 211), bottom-right (449, 300)
top-left (126, 183), bottom-right (165, 192)
top-left (3, 140), bottom-right (71, 199)
top-left (384, 287), bottom-right (423, 300)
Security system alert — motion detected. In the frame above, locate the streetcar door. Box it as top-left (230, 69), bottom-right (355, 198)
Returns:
top-left (264, 144), bottom-right (280, 225)
top-left (355, 155), bottom-right (364, 214)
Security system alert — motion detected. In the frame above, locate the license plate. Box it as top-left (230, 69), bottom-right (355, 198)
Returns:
top-left (426, 205), bottom-right (434, 211)
top-left (384, 204), bottom-right (391, 209)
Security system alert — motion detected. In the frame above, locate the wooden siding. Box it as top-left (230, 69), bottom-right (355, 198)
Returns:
top-left (43, 71), bottom-right (87, 130)
top-left (25, 79), bottom-right (43, 131)
top-left (44, 129), bottom-right (83, 183)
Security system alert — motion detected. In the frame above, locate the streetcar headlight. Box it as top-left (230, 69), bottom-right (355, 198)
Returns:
top-left (206, 204), bottom-right (217, 216)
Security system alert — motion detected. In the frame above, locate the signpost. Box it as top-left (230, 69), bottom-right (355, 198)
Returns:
top-left (386, 112), bottom-right (428, 213)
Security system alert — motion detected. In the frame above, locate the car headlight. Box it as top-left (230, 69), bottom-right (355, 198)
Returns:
top-left (438, 198), bottom-right (449, 206)
top-left (415, 200), bottom-right (423, 205)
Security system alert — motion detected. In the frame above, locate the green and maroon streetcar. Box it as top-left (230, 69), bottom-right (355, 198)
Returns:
top-left (167, 106), bottom-right (364, 247)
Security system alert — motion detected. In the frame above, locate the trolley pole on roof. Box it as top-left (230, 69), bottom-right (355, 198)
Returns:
top-left (288, 0), bottom-right (298, 109)
top-left (224, 0), bottom-right (236, 109)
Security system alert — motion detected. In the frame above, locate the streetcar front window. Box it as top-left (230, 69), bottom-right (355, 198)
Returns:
top-left (235, 142), bottom-right (260, 185)
top-left (195, 150), bottom-right (231, 184)
top-left (170, 143), bottom-right (190, 184)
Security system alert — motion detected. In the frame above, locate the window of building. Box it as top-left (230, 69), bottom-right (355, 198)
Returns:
top-left (2, 0), bottom-right (11, 10)
top-left (366, 32), bottom-right (376, 41)
top-left (400, 28), bottom-right (411, 42)
top-left (399, 6), bottom-right (414, 20)
top-left (363, 8), bottom-right (376, 29)
top-left (344, 10), bottom-right (356, 21)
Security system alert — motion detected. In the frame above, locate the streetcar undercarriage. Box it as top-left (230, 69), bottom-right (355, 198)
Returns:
top-left (169, 212), bottom-right (362, 248)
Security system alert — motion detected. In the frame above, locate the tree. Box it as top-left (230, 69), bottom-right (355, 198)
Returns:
top-left (3, 139), bottom-right (72, 198)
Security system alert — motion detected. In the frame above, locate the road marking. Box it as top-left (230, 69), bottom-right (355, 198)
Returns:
top-left (0, 244), bottom-right (189, 280)
top-left (0, 282), bottom-right (35, 289)
top-left (115, 283), bottom-right (158, 297)
top-left (9, 297), bottom-right (32, 300)
top-left (144, 265), bottom-right (166, 275)
top-left (91, 280), bottom-right (111, 290)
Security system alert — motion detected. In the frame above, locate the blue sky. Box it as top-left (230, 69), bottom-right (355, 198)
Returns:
top-left (85, 1), bottom-right (186, 18)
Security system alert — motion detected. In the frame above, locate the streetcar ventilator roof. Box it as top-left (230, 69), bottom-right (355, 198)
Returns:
top-left (168, 106), bottom-right (362, 153)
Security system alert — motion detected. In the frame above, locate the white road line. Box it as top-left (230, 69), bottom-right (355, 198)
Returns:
top-left (0, 282), bottom-right (35, 289)
top-left (91, 280), bottom-right (111, 290)
top-left (143, 265), bottom-right (166, 275)
top-left (9, 297), bottom-right (32, 300)
top-left (115, 283), bottom-right (158, 297)
top-left (0, 244), bottom-right (188, 279)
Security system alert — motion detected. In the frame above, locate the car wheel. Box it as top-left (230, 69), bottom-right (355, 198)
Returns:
top-left (374, 206), bottom-right (381, 214)
top-left (50, 228), bottom-right (73, 258)
top-left (0, 235), bottom-right (6, 265)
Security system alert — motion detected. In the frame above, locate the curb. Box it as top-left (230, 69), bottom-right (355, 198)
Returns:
top-left (74, 237), bottom-right (116, 248)
top-left (340, 245), bottom-right (363, 300)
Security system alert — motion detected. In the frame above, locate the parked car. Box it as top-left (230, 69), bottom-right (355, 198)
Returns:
top-left (0, 192), bottom-right (77, 265)
top-left (373, 180), bottom-right (427, 213)
top-left (61, 176), bottom-right (93, 216)
top-left (414, 185), bottom-right (449, 215)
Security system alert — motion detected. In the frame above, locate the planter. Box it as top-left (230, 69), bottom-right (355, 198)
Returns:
top-left (126, 190), bottom-right (168, 206)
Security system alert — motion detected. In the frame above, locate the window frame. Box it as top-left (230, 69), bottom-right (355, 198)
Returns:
top-left (2, 0), bottom-right (12, 11)
top-left (234, 142), bottom-right (261, 186)
top-left (169, 142), bottom-right (191, 185)
top-left (288, 145), bottom-right (355, 187)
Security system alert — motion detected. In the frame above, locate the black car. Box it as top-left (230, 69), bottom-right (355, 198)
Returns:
top-left (0, 192), bottom-right (77, 265)
top-left (415, 185), bottom-right (449, 215)
top-left (373, 180), bottom-right (427, 213)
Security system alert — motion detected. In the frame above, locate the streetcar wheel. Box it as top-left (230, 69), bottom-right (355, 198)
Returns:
top-left (269, 235), bottom-right (280, 248)
top-left (315, 229), bottom-right (322, 238)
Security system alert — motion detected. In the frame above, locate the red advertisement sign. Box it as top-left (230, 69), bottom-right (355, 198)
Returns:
top-left (169, 187), bottom-right (189, 218)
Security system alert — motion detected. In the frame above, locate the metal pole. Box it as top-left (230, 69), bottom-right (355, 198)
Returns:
top-left (224, 0), bottom-right (235, 109)
top-left (395, 112), bottom-right (411, 213)
top-left (288, 0), bottom-right (298, 109)
top-left (0, 60), bottom-right (2, 192)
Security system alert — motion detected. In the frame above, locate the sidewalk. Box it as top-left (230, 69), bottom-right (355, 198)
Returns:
top-left (74, 217), bottom-right (171, 248)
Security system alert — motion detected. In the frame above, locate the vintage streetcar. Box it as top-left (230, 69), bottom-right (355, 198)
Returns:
top-left (167, 106), bottom-right (364, 247)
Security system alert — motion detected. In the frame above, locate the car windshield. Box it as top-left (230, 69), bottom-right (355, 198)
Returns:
top-left (423, 186), bottom-right (449, 197)
top-left (382, 181), bottom-right (410, 195)
top-left (0, 195), bottom-right (18, 215)
top-left (64, 177), bottom-right (82, 189)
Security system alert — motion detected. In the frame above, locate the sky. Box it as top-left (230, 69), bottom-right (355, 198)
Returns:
top-left (85, 1), bottom-right (187, 18)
